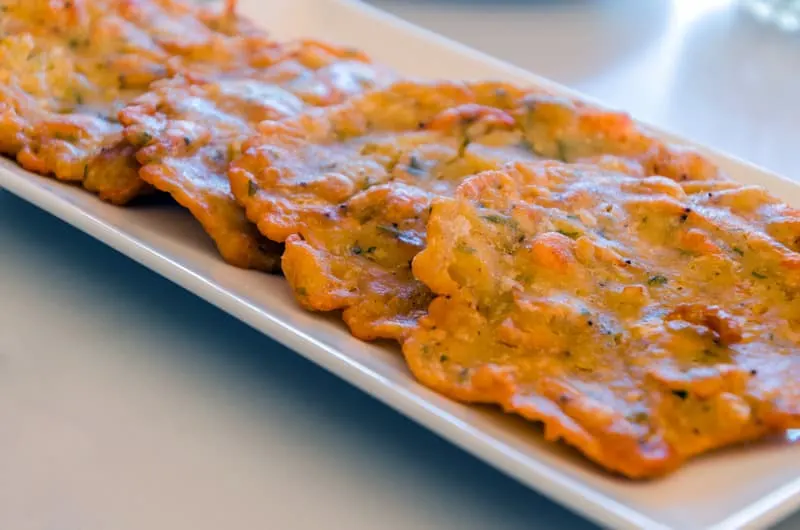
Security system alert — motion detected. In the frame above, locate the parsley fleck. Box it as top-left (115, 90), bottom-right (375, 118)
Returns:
top-left (647, 275), bottom-right (668, 286)
top-left (732, 246), bottom-right (745, 256)
top-left (135, 131), bottom-right (152, 146)
top-left (482, 214), bottom-right (514, 225)
top-left (555, 140), bottom-right (570, 162)
top-left (672, 389), bottom-right (688, 400)
top-left (407, 154), bottom-right (425, 175)
top-left (377, 225), bottom-right (421, 246)
top-left (556, 229), bottom-right (580, 239)
top-left (751, 271), bottom-right (768, 279)
top-left (247, 180), bottom-right (258, 196)
top-left (456, 241), bottom-right (476, 254)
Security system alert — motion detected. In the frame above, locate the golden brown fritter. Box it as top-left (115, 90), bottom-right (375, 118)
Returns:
top-left (0, 0), bottom-right (269, 203)
top-left (516, 93), bottom-right (724, 182)
top-left (120, 41), bottom-right (393, 271)
top-left (231, 80), bottom-right (553, 339)
top-left (404, 161), bottom-right (799, 478)
top-left (231, 80), bottom-right (722, 340)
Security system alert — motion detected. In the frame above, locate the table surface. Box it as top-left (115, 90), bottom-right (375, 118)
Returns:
top-left (1, 1), bottom-right (798, 529)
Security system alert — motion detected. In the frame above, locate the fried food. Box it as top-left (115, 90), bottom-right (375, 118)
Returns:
top-left (404, 161), bottom-right (799, 478)
top-left (231, 79), bottom-right (723, 340)
top-left (120, 41), bottom-right (393, 271)
top-left (231, 80), bottom-right (554, 339)
top-left (517, 93), bottom-right (724, 182)
top-left (0, 0), bottom-right (269, 203)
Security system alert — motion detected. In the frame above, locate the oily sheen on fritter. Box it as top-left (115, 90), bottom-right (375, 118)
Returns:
top-left (230, 80), bottom-right (552, 339)
top-left (0, 0), bottom-right (266, 203)
top-left (230, 79), bottom-right (725, 340)
top-left (404, 161), bottom-right (799, 478)
top-left (120, 40), bottom-right (393, 271)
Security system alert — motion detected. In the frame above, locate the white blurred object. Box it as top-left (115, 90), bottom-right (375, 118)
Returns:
top-left (741, 0), bottom-right (800, 31)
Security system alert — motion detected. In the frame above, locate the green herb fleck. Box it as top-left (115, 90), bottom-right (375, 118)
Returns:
top-left (54, 132), bottom-right (78, 142)
top-left (701, 349), bottom-right (717, 359)
top-left (377, 224), bottom-right (421, 246)
top-left (732, 246), bottom-right (745, 256)
top-left (647, 275), bottom-right (668, 286)
top-left (439, 354), bottom-right (449, 363)
top-left (135, 131), bottom-right (152, 146)
top-left (457, 136), bottom-right (470, 156)
top-left (482, 214), bottom-right (513, 225)
top-left (352, 245), bottom-right (363, 255)
top-left (672, 389), bottom-right (689, 400)
top-left (247, 180), bottom-right (258, 196)
top-left (555, 139), bottom-right (570, 162)
top-left (456, 241), bottom-right (476, 254)
top-left (296, 287), bottom-right (307, 296)
top-left (556, 229), bottom-right (580, 239)
top-left (752, 271), bottom-right (768, 280)
top-left (407, 154), bottom-right (425, 175)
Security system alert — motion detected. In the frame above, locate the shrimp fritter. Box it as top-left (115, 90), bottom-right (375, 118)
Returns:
top-left (0, 0), bottom-right (268, 203)
top-left (120, 41), bottom-right (393, 270)
top-left (230, 80), bottom-right (551, 339)
top-left (404, 161), bottom-right (799, 478)
top-left (230, 79), bottom-right (722, 340)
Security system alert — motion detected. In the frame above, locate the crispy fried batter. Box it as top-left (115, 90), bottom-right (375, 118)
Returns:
top-left (231, 80), bottom-right (721, 340)
top-left (231, 80), bottom-right (554, 339)
top-left (516, 94), bottom-right (724, 182)
top-left (120, 41), bottom-right (393, 271)
top-left (405, 161), bottom-right (799, 478)
top-left (0, 0), bottom-right (269, 203)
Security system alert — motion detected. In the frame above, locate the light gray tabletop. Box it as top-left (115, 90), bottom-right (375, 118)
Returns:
top-left (1, 1), bottom-right (798, 529)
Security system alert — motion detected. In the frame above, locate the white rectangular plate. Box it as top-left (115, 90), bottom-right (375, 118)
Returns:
top-left (1, 1), bottom-right (799, 528)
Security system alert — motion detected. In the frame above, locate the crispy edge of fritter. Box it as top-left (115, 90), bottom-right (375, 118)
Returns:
top-left (229, 80), bottom-right (544, 339)
top-left (402, 162), bottom-right (797, 478)
top-left (119, 80), bottom-right (282, 271)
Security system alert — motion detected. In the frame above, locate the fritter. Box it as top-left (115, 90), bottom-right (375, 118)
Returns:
top-left (231, 79), bottom-right (722, 340)
top-left (404, 161), bottom-right (799, 478)
top-left (0, 0), bottom-right (268, 203)
top-left (120, 41), bottom-right (393, 270)
top-left (231, 80), bottom-right (549, 339)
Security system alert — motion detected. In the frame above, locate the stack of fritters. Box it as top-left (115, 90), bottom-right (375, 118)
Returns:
top-left (2, 0), bottom-right (797, 478)
top-left (1, 0), bottom-right (393, 270)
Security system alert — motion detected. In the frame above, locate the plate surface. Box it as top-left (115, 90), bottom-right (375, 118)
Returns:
top-left (0, 1), bottom-right (798, 528)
